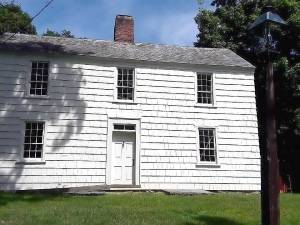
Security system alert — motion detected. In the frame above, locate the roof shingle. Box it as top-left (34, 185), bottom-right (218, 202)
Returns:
top-left (0, 33), bottom-right (254, 68)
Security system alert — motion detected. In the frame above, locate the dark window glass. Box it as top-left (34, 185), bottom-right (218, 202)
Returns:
top-left (114, 124), bottom-right (135, 131)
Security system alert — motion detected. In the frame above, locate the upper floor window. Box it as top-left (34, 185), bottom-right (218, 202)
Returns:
top-left (117, 68), bottom-right (134, 101)
top-left (198, 128), bottom-right (217, 162)
top-left (23, 122), bottom-right (45, 159)
top-left (30, 61), bottom-right (49, 96)
top-left (197, 73), bottom-right (213, 104)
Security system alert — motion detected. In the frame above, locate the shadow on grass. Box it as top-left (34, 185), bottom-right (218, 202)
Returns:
top-left (183, 215), bottom-right (245, 225)
top-left (0, 192), bottom-right (65, 207)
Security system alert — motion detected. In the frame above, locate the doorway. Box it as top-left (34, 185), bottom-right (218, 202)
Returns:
top-left (106, 119), bottom-right (140, 186)
top-left (111, 130), bottom-right (136, 185)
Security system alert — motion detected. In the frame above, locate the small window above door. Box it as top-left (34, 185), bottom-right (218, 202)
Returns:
top-left (114, 124), bottom-right (135, 131)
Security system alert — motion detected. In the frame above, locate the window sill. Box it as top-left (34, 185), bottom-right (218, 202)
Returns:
top-left (112, 100), bottom-right (138, 105)
top-left (194, 104), bottom-right (217, 109)
top-left (196, 163), bottom-right (221, 168)
top-left (25, 95), bottom-right (50, 100)
top-left (15, 160), bottom-right (46, 165)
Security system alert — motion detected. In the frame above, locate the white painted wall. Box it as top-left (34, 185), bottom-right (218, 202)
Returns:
top-left (0, 52), bottom-right (260, 191)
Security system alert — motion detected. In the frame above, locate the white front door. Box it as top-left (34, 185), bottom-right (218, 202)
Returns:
top-left (111, 132), bottom-right (135, 185)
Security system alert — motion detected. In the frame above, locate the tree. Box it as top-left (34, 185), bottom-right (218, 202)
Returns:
top-left (211, 0), bottom-right (241, 8)
top-left (61, 30), bottom-right (74, 38)
top-left (0, 2), bottom-right (36, 34)
top-left (195, 0), bottom-right (300, 191)
top-left (43, 28), bottom-right (75, 38)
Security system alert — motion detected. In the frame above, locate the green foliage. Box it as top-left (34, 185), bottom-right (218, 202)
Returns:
top-left (195, 0), bottom-right (300, 57)
top-left (0, 2), bottom-right (36, 34)
top-left (43, 28), bottom-right (75, 38)
top-left (195, 11), bottom-right (225, 48)
top-left (195, 1), bottom-right (262, 54)
top-left (211, 0), bottom-right (239, 8)
top-left (61, 30), bottom-right (74, 38)
top-left (42, 29), bottom-right (61, 37)
top-left (195, 0), bottom-right (300, 190)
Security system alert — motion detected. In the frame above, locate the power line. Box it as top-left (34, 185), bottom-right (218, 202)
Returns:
top-left (4, 0), bottom-right (55, 41)
top-left (31, 0), bottom-right (54, 22)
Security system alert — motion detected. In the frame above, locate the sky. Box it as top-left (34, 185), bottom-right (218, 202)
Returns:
top-left (15, 0), bottom-right (213, 46)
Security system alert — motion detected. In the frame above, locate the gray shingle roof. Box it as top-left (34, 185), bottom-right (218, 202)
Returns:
top-left (0, 33), bottom-right (254, 68)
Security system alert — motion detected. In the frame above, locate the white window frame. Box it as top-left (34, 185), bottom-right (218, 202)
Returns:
top-left (194, 72), bottom-right (216, 108)
top-left (26, 60), bottom-right (51, 99)
top-left (113, 67), bottom-right (136, 103)
top-left (17, 120), bottom-right (47, 164)
top-left (195, 126), bottom-right (220, 167)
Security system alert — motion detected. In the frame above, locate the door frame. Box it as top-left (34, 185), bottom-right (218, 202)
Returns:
top-left (106, 118), bottom-right (141, 186)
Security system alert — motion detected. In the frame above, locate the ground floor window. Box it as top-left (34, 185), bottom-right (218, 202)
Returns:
top-left (23, 121), bottom-right (45, 158)
top-left (198, 128), bottom-right (217, 162)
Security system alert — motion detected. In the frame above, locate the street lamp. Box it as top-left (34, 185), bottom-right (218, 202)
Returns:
top-left (248, 6), bottom-right (287, 225)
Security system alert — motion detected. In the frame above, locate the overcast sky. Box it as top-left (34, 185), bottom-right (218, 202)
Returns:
top-left (15, 0), bottom-right (213, 46)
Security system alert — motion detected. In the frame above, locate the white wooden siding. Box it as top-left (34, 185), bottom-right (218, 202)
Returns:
top-left (0, 53), bottom-right (260, 191)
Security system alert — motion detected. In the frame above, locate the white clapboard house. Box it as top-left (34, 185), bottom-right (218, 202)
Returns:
top-left (0, 15), bottom-right (260, 191)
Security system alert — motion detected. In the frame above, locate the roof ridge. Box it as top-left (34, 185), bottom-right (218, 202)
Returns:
top-left (2, 32), bottom-right (228, 51)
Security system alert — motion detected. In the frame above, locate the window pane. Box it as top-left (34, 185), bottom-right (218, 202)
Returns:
top-left (37, 137), bottom-right (43, 143)
top-left (114, 124), bottom-right (124, 130)
top-left (37, 68), bottom-right (43, 75)
top-left (37, 75), bottom-right (42, 81)
top-left (23, 151), bottom-right (29, 158)
top-left (32, 62), bottom-right (37, 68)
top-left (36, 151), bottom-right (42, 158)
top-left (125, 124), bottom-right (135, 130)
top-left (24, 137), bottom-right (30, 143)
top-left (30, 137), bottom-right (36, 143)
top-left (38, 123), bottom-right (44, 129)
top-left (31, 129), bottom-right (37, 136)
top-left (42, 89), bottom-right (47, 95)
top-left (36, 89), bottom-right (42, 95)
top-left (31, 74), bottom-right (36, 81)
top-left (42, 62), bottom-right (49, 70)
top-left (30, 151), bottom-right (35, 158)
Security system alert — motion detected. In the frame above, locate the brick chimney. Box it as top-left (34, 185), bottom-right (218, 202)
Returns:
top-left (114, 15), bottom-right (134, 43)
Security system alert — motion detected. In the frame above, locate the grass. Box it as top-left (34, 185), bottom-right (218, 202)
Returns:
top-left (0, 192), bottom-right (299, 225)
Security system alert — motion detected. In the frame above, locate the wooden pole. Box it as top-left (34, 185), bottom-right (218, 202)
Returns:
top-left (261, 60), bottom-right (280, 225)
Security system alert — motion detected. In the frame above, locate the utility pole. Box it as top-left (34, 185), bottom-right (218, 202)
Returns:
top-left (261, 59), bottom-right (280, 225)
top-left (248, 7), bottom-right (287, 225)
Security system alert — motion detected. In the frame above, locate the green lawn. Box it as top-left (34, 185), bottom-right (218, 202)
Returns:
top-left (0, 192), bottom-right (299, 225)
